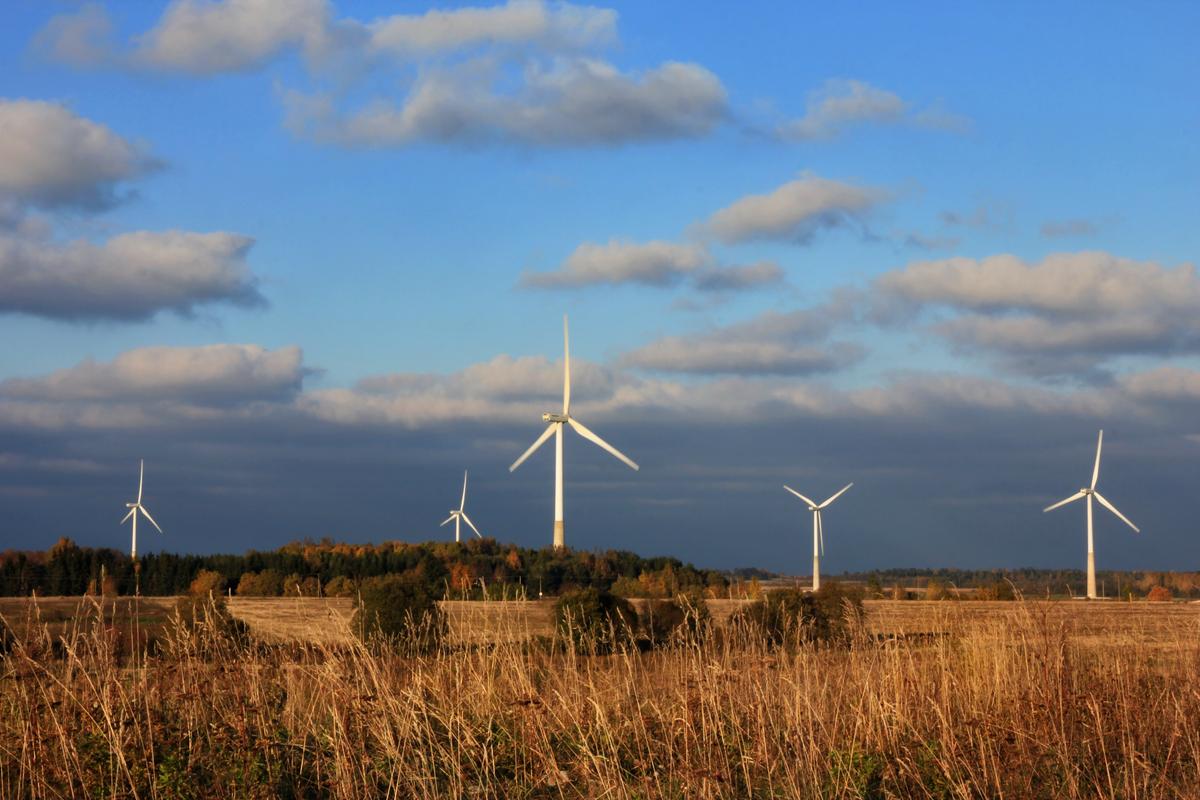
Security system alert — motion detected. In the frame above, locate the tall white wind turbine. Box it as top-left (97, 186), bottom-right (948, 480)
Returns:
top-left (441, 470), bottom-right (483, 543)
top-left (1043, 430), bottom-right (1139, 599)
top-left (784, 482), bottom-right (853, 592)
top-left (510, 316), bottom-right (639, 550)
top-left (120, 459), bottom-right (163, 562)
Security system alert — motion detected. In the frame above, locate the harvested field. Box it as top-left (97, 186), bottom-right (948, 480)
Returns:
top-left (226, 596), bottom-right (355, 645)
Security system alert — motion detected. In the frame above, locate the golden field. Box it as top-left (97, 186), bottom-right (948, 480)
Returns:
top-left (1, 595), bottom-right (1198, 798)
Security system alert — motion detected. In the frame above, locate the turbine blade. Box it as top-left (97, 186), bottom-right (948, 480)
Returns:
top-left (460, 470), bottom-right (468, 511)
top-left (562, 315), bottom-right (571, 415)
top-left (1091, 430), bottom-right (1103, 490)
top-left (139, 505), bottom-right (163, 534)
top-left (818, 482), bottom-right (854, 509)
top-left (1044, 490), bottom-right (1086, 513)
top-left (1093, 491), bottom-right (1140, 533)
top-left (440, 515), bottom-right (455, 527)
top-left (509, 422), bottom-right (558, 472)
top-left (120, 508), bottom-right (135, 524)
top-left (566, 417), bottom-right (639, 471)
top-left (461, 512), bottom-right (483, 539)
top-left (784, 485), bottom-right (816, 506)
top-left (137, 459), bottom-right (144, 504)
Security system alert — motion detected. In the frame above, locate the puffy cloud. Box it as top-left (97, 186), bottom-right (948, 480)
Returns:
top-left (521, 240), bottom-right (708, 288)
top-left (623, 308), bottom-right (861, 376)
top-left (780, 79), bottom-right (905, 141)
top-left (366, 0), bottom-right (616, 57)
top-left (1, 344), bottom-right (307, 404)
top-left (0, 99), bottom-right (159, 210)
top-left (779, 79), bottom-right (969, 141)
top-left (521, 240), bottom-right (782, 293)
top-left (287, 58), bottom-right (726, 147)
top-left (873, 252), bottom-right (1200, 374)
top-left (0, 229), bottom-right (264, 322)
top-left (700, 175), bottom-right (886, 245)
top-left (1118, 367), bottom-right (1200, 402)
top-left (32, 4), bottom-right (115, 68)
top-left (692, 261), bottom-right (784, 292)
top-left (133, 0), bottom-right (335, 74)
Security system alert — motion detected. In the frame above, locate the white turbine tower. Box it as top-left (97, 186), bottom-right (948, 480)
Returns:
top-left (510, 315), bottom-right (639, 550)
top-left (441, 470), bottom-right (483, 543)
top-left (119, 460), bottom-right (163, 566)
top-left (784, 482), bottom-right (853, 592)
top-left (1043, 430), bottom-right (1139, 599)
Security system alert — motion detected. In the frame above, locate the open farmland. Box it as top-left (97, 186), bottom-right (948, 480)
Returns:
top-left (3, 596), bottom-right (1200, 797)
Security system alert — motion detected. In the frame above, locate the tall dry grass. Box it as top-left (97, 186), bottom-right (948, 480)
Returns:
top-left (1, 596), bottom-right (1199, 799)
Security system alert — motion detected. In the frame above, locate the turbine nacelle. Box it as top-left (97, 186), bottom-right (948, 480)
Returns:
top-left (542, 412), bottom-right (568, 423)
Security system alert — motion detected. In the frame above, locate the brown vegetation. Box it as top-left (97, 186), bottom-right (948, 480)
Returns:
top-left (1, 597), bottom-right (1198, 798)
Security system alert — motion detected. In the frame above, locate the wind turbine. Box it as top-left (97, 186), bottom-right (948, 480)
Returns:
top-left (510, 315), bottom-right (639, 550)
top-left (441, 470), bottom-right (482, 543)
top-left (784, 482), bottom-right (853, 592)
top-left (1043, 430), bottom-right (1139, 600)
top-left (119, 460), bottom-right (163, 566)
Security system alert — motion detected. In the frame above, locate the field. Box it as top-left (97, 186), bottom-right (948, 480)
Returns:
top-left (1, 596), bottom-right (1198, 798)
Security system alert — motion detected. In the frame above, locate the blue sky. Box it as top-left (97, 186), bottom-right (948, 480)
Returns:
top-left (1, 1), bottom-right (1198, 573)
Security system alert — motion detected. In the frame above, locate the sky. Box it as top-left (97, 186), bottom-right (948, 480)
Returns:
top-left (0, 0), bottom-right (1198, 574)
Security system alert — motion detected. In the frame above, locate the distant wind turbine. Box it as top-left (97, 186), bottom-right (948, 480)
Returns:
top-left (784, 482), bottom-right (853, 592)
top-left (441, 470), bottom-right (482, 543)
top-left (121, 459), bottom-right (163, 565)
top-left (510, 315), bottom-right (639, 550)
top-left (1043, 430), bottom-right (1139, 600)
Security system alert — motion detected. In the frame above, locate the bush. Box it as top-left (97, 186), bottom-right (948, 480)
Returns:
top-left (236, 569), bottom-right (284, 596)
top-left (555, 588), bottom-right (638, 653)
top-left (644, 590), bottom-right (712, 647)
top-left (324, 575), bottom-right (358, 597)
top-left (188, 569), bottom-right (227, 597)
top-left (281, 574), bottom-right (321, 597)
top-left (353, 574), bottom-right (445, 648)
top-left (736, 582), bottom-right (862, 648)
top-left (1147, 585), bottom-right (1173, 602)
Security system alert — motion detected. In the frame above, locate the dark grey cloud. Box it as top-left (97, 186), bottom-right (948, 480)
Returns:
top-left (0, 99), bottom-right (160, 211)
top-left (0, 343), bottom-right (1191, 574)
top-left (0, 229), bottom-right (264, 322)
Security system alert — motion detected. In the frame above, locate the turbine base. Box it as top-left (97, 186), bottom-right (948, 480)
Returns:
top-left (1087, 551), bottom-right (1097, 599)
top-left (812, 556), bottom-right (820, 592)
top-left (553, 521), bottom-right (565, 550)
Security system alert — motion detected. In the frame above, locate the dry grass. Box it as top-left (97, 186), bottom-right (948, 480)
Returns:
top-left (1, 597), bottom-right (1199, 798)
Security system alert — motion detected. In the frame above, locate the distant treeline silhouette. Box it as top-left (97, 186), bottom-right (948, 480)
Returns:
top-left (0, 537), bottom-right (729, 598)
top-left (1, 537), bottom-right (1194, 599)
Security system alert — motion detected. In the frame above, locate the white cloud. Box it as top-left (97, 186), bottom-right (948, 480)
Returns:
top-left (521, 239), bottom-right (708, 288)
top-left (692, 261), bottom-right (784, 292)
top-left (0, 99), bottom-right (159, 210)
top-left (701, 175), bottom-right (886, 245)
top-left (873, 251), bottom-right (1200, 374)
top-left (32, 3), bottom-right (115, 68)
top-left (133, 0), bottom-right (335, 74)
top-left (622, 307), bottom-right (861, 376)
top-left (779, 79), bottom-right (969, 141)
top-left (288, 58), bottom-right (726, 147)
top-left (366, 0), bottom-right (616, 57)
top-left (0, 229), bottom-right (264, 321)
top-left (0, 344), bottom-right (306, 403)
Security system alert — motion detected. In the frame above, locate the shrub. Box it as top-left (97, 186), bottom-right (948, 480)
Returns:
top-left (324, 575), bottom-right (358, 597)
top-left (188, 569), bottom-right (227, 597)
top-left (235, 569), bottom-right (284, 596)
top-left (281, 574), bottom-right (321, 597)
top-left (1147, 585), bottom-right (1172, 602)
top-left (353, 574), bottom-right (445, 648)
top-left (737, 582), bottom-right (862, 648)
top-left (644, 590), bottom-right (712, 647)
top-left (555, 587), bottom-right (638, 653)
